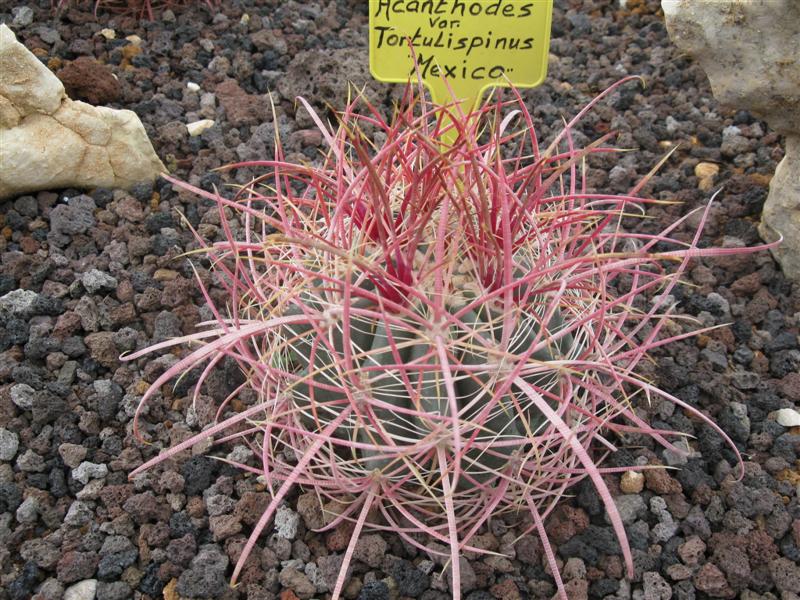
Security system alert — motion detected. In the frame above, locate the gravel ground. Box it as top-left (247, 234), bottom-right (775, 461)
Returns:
top-left (1, 1), bottom-right (799, 599)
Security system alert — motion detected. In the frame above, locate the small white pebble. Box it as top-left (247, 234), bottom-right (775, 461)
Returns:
top-left (98, 28), bottom-right (115, 40)
top-left (775, 408), bottom-right (800, 427)
top-left (186, 82), bottom-right (201, 92)
top-left (125, 34), bottom-right (142, 46)
top-left (186, 119), bottom-right (215, 137)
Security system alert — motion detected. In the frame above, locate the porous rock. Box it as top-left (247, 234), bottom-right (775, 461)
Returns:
top-left (0, 24), bottom-right (165, 200)
top-left (56, 57), bottom-right (121, 105)
top-left (662, 1), bottom-right (800, 280)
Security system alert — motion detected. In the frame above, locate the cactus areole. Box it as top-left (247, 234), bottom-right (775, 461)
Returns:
top-left (127, 78), bottom-right (765, 600)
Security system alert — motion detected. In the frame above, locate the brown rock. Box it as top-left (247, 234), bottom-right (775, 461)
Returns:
top-left (744, 529), bottom-right (780, 565)
top-left (666, 563), bottom-right (693, 581)
top-left (620, 471), bottom-right (645, 494)
top-left (352, 534), bottom-right (387, 568)
top-left (545, 504), bottom-right (589, 545)
top-left (57, 551), bottom-right (99, 583)
top-left (278, 567), bottom-right (316, 600)
top-left (730, 271), bottom-right (761, 295)
top-left (490, 578), bottom-right (522, 600)
top-left (769, 557), bottom-right (800, 594)
top-left (84, 331), bottom-right (119, 368)
top-left (162, 578), bottom-right (180, 600)
top-left (678, 535), bottom-right (707, 566)
top-left (209, 514), bottom-right (243, 541)
top-left (562, 578), bottom-right (589, 600)
top-left (56, 57), bottom-right (121, 105)
top-left (779, 372), bottom-right (800, 401)
top-left (215, 79), bottom-right (269, 127)
top-left (644, 466), bottom-right (683, 495)
top-left (235, 491), bottom-right (269, 526)
top-left (53, 311), bottom-right (82, 338)
top-left (744, 287), bottom-right (778, 323)
top-left (296, 492), bottom-right (325, 530)
top-left (123, 491), bottom-right (169, 523)
top-left (693, 563), bottom-right (735, 598)
top-left (325, 521), bottom-right (355, 552)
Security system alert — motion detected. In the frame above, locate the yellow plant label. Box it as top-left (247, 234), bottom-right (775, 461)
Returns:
top-left (369, 0), bottom-right (553, 111)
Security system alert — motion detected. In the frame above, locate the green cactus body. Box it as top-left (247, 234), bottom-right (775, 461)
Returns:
top-left (280, 291), bottom-right (574, 489)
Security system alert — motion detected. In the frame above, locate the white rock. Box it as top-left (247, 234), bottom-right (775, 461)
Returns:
top-left (775, 408), bottom-right (800, 428)
top-left (0, 427), bottom-right (19, 461)
top-left (187, 81), bottom-right (201, 92)
top-left (16, 496), bottom-right (39, 523)
top-left (72, 461), bottom-right (109, 485)
top-left (274, 505), bottom-right (300, 540)
top-left (64, 579), bottom-right (97, 600)
top-left (0, 24), bottom-right (165, 200)
top-left (81, 269), bottom-right (118, 294)
top-left (760, 135), bottom-right (800, 280)
top-left (98, 28), bottom-right (116, 40)
top-left (662, 1), bottom-right (800, 281)
top-left (10, 383), bottom-right (36, 410)
top-left (0, 24), bottom-right (64, 119)
top-left (187, 119), bottom-right (215, 137)
top-left (12, 6), bottom-right (34, 27)
top-left (0, 289), bottom-right (39, 319)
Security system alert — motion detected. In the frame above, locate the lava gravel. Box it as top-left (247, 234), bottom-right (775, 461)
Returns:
top-left (0, 0), bottom-right (798, 599)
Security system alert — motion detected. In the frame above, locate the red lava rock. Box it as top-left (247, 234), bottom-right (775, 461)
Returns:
top-left (166, 534), bottom-right (197, 568)
top-left (678, 535), bottom-right (707, 566)
top-left (744, 287), bottom-right (778, 323)
top-left (545, 504), bottom-right (590, 545)
top-left (19, 236), bottom-right (39, 253)
top-left (666, 563), bottom-right (693, 581)
top-left (490, 578), bottom-right (522, 600)
top-left (278, 567), bottom-right (316, 600)
top-left (235, 491), bottom-right (269, 526)
top-left (53, 311), bottom-right (82, 338)
top-left (730, 271), bottom-right (762, 295)
top-left (99, 483), bottom-right (134, 509)
top-left (325, 521), bottom-right (355, 552)
top-left (160, 277), bottom-right (194, 308)
top-left (768, 557), bottom-right (800, 594)
top-left (693, 562), bottom-right (735, 599)
top-left (215, 78), bottom-right (269, 127)
top-left (112, 195), bottom-right (146, 223)
top-left (644, 466), bottom-right (683, 495)
top-left (123, 491), bottom-right (169, 524)
top-left (289, 129), bottom-right (324, 148)
top-left (209, 514), bottom-right (243, 541)
top-left (142, 521), bottom-right (171, 548)
top-left (56, 551), bottom-right (99, 583)
top-left (56, 56), bottom-right (121, 105)
top-left (600, 554), bottom-right (624, 579)
top-left (352, 534), bottom-right (388, 568)
top-left (84, 331), bottom-right (119, 368)
top-left (513, 534), bottom-right (541, 566)
top-left (562, 578), bottom-right (589, 600)
top-left (712, 545), bottom-right (751, 590)
top-left (296, 492), bottom-right (326, 531)
top-left (778, 372), bottom-right (800, 401)
top-left (663, 493), bottom-right (691, 519)
top-left (744, 528), bottom-right (780, 565)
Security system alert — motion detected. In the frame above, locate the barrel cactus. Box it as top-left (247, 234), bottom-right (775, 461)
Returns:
top-left (127, 78), bottom-right (762, 599)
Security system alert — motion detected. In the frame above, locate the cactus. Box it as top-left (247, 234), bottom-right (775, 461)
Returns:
top-left (125, 78), bottom-right (766, 600)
